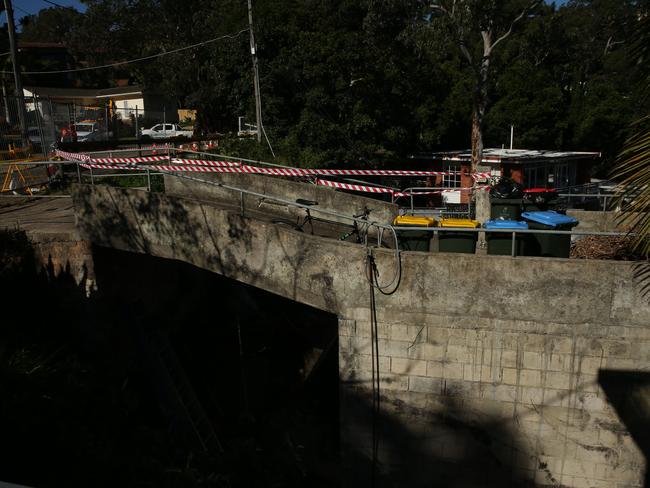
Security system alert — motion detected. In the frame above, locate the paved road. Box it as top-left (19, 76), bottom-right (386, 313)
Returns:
top-left (0, 197), bottom-right (76, 238)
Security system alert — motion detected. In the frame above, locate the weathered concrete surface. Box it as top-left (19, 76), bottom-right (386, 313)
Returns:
top-left (163, 171), bottom-right (399, 226)
top-left (567, 210), bottom-right (641, 233)
top-left (0, 197), bottom-right (94, 287)
top-left (72, 185), bottom-right (650, 488)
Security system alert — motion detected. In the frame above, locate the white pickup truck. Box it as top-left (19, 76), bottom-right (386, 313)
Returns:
top-left (140, 123), bottom-right (193, 139)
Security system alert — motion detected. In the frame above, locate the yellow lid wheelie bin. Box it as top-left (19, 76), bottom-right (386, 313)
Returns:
top-left (392, 215), bottom-right (436, 252)
top-left (437, 218), bottom-right (480, 254)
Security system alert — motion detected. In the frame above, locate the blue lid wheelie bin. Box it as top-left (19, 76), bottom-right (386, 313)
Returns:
top-left (484, 220), bottom-right (530, 256)
top-left (521, 211), bottom-right (579, 258)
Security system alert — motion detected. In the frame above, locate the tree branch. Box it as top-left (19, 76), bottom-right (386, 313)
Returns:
top-left (489, 0), bottom-right (541, 54)
top-left (430, 2), bottom-right (474, 66)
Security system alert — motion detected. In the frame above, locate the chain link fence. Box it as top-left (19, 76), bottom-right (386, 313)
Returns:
top-left (0, 95), bottom-right (194, 158)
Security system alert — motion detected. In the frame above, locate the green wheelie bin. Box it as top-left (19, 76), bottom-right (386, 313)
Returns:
top-left (521, 211), bottom-right (579, 258)
top-left (393, 215), bottom-right (436, 252)
top-left (484, 220), bottom-right (530, 256)
top-left (438, 218), bottom-right (480, 254)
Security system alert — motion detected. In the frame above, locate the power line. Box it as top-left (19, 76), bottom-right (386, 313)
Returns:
top-left (0, 28), bottom-right (249, 74)
top-left (13, 4), bottom-right (33, 15)
top-left (37, 0), bottom-right (66, 8)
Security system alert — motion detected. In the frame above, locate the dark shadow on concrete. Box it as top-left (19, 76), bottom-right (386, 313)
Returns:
top-left (71, 184), bottom-right (344, 314)
top-left (599, 369), bottom-right (650, 487)
top-left (341, 385), bottom-right (536, 488)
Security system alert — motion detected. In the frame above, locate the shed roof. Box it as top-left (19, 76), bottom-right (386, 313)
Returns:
top-left (413, 148), bottom-right (601, 165)
top-left (23, 85), bottom-right (144, 101)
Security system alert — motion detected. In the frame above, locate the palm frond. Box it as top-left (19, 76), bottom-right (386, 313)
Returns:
top-left (610, 115), bottom-right (650, 256)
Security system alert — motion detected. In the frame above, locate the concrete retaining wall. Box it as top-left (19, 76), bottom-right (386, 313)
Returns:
top-left (163, 171), bottom-right (399, 226)
top-left (72, 185), bottom-right (650, 488)
top-left (567, 210), bottom-right (640, 233)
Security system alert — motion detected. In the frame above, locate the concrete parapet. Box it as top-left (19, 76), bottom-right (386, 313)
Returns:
top-left (71, 185), bottom-right (650, 488)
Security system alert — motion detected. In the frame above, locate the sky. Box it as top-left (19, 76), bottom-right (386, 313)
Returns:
top-left (10, 0), bottom-right (86, 23)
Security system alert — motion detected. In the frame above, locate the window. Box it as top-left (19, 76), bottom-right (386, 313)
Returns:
top-left (555, 163), bottom-right (570, 189)
top-left (524, 165), bottom-right (544, 188)
top-left (442, 164), bottom-right (461, 188)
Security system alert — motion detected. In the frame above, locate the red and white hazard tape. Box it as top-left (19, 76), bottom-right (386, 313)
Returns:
top-left (59, 149), bottom-right (495, 189)
top-left (313, 179), bottom-right (490, 197)
top-left (90, 155), bottom-right (170, 164)
top-left (314, 179), bottom-right (394, 194)
top-left (172, 159), bottom-right (241, 167)
top-left (79, 163), bottom-right (235, 172)
top-left (55, 149), bottom-right (90, 162)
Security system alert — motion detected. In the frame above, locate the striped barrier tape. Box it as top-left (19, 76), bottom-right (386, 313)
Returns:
top-left (59, 149), bottom-right (494, 179)
top-left (314, 179), bottom-right (490, 197)
top-left (90, 156), bottom-right (171, 164)
top-left (314, 178), bottom-right (394, 194)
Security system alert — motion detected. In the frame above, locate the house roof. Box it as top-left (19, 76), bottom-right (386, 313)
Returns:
top-left (413, 148), bottom-right (601, 165)
top-left (23, 85), bottom-right (144, 101)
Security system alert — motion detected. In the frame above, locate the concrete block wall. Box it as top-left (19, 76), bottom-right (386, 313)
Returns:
top-left (72, 186), bottom-right (650, 488)
top-left (339, 257), bottom-right (650, 487)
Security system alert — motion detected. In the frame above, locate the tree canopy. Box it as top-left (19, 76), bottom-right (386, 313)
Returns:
top-left (14, 0), bottom-right (650, 170)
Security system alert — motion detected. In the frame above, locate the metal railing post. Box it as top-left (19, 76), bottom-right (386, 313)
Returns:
top-left (89, 166), bottom-right (94, 185)
top-left (411, 193), bottom-right (414, 213)
top-left (146, 168), bottom-right (151, 192)
top-left (76, 162), bottom-right (81, 183)
top-left (511, 231), bottom-right (516, 257)
top-left (602, 195), bottom-right (608, 213)
top-left (240, 191), bottom-right (245, 216)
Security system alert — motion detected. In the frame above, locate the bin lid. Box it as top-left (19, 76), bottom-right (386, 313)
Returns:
top-left (438, 218), bottom-right (479, 228)
top-left (483, 220), bottom-right (529, 229)
top-left (393, 215), bottom-right (436, 227)
top-left (521, 211), bottom-right (578, 228)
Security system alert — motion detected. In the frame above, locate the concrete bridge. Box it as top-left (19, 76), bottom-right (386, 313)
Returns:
top-left (13, 171), bottom-right (650, 487)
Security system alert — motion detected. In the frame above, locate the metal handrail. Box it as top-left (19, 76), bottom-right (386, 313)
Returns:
top-left (396, 186), bottom-right (474, 213)
top-left (1, 159), bottom-right (642, 260)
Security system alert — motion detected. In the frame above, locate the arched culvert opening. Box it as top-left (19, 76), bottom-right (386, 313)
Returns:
top-left (93, 246), bottom-right (341, 487)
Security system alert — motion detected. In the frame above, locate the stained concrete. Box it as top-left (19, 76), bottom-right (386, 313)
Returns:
top-left (0, 197), bottom-right (94, 287)
top-left (163, 171), bottom-right (399, 227)
top-left (567, 209), bottom-right (642, 233)
top-left (71, 184), bottom-right (650, 487)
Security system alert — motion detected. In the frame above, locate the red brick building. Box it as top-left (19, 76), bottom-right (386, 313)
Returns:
top-left (410, 149), bottom-right (600, 204)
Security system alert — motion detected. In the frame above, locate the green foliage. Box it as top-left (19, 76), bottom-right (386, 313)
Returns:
top-left (15, 0), bottom-right (650, 170)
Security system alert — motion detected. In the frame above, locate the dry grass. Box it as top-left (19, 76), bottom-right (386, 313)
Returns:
top-left (570, 236), bottom-right (647, 261)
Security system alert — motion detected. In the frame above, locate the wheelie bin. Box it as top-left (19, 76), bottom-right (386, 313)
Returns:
top-left (522, 188), bottom-right (559, 212)
top-left (438, 218), bottom-right (480, 254)
top-left (521, 211), bottom-right (579, 258)
top-left (393, 215), bottom-right (436, 252)
top-left (484, 220), bottom-right (530, 256)
top-left (490, 178), bottom-right (524, 220)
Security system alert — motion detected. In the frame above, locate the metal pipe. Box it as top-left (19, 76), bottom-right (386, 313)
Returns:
top-left (511, 231), bottom-right (516, 257)
top-left (76, 162), bottom-right (81, 183)
top-left (146, 169), bottom-right (151, 192)
top-left (83, 172), bottom-right (165, 178)
top-left (89, 166), bottom-right (94, 185)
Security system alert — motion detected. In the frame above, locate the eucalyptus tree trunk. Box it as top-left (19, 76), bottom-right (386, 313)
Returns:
top-left (472, 43), bottom-right (492, 233)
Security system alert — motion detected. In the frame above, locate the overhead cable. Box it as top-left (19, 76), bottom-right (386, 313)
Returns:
top-left (0, 28), bottom-right (249, 74)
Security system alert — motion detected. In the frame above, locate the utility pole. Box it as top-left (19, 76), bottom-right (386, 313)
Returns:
top-left (247, 0), bottom-right (262, 143)
top-left (3, 0), bottom-right (28, 146)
